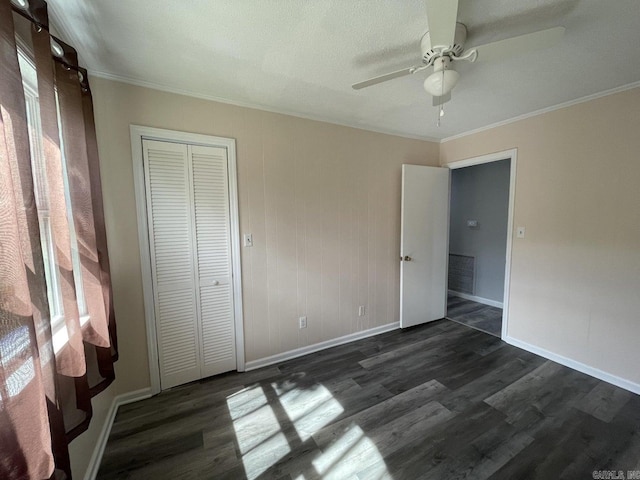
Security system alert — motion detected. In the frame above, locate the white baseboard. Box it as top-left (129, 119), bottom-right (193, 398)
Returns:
top-left (84, 387), bottom-right (153, 480)
top-left (245, 322), bottom-right (400, 371)
top-left (448, 290), bottom-right (504, 309)
top-left (504, 335), bottom-right (640, 395)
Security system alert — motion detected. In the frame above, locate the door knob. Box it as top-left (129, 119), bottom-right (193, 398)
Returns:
top-left (403, 256), bottom-right (412, 262)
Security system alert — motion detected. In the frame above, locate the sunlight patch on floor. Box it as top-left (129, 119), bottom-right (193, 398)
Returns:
top-left (227, 386), bottom-right (290, 479)
top-left (272, 382), bottom-right (344, 441)
top-left (227, 381), bottom-right (392, 479)
top-left (312, 424), bottom-right (391, 479)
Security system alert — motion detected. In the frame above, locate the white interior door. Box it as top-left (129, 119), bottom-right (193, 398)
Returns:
top-left (143, 139), bottom-right (236, 390)
top-left (400, 164), bottom-right (450, 328)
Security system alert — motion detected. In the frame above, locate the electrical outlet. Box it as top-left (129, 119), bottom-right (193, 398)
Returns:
top-left (299, 316), bottom-right (307, 329)
top-left (358, 306), bottom-right (365, 317)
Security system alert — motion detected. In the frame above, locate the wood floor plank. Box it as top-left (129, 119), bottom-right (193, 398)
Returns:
top-left (447, 295), bottom-right (502, 337)
top-left (414, 421), bottom-right (534, 480)
top-left (365, 400), bottom-right (456, 456)
top-left (486, 362), bottom-right (600, 429)
top-left (98, 430), bottom-right (204, 478)
top-left (385, 402), bottom-right (508, 479)
top-left (441, 356), bottom-right (545, 413)
top-left (358, 325), bottom-right (485, 370)
top-left (575, 382), bottom-right (632, 423)
top-left (488, 412), bottom-right (598, 480)
top-left (312, 379), bottom-right (448, 448)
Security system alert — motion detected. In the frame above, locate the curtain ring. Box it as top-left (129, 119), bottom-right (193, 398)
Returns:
top-left (14, 0), bottom-right (29, 10)
top-left (33, 24), bottom-right (43, 33)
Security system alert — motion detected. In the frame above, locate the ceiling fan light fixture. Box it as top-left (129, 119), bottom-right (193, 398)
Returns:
top-left (423, 68), bottom-right (459, 96)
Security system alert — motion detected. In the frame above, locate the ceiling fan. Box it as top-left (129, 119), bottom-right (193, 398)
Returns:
top-left (352, 0), bottom-right (565, 107)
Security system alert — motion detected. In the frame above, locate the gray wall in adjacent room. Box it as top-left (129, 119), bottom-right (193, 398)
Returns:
top-left (449, 159), bottom-right (510, 303)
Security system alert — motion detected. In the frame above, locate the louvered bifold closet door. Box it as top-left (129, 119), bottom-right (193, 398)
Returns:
top-left (190, 145), bottom-right (236, 377)
top-left (143, 139), bottom-right (201, 389)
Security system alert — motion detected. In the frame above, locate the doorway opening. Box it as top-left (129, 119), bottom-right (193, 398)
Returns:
top-left (445, 150), bottom-right (516, 339)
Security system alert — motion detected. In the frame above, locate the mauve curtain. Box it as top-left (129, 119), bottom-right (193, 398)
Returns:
top-left (0, 0), bottom-right (118, 478)
top-left (0, 1), bottom-right (56, 476)
top-left (32, 22), bottom-right (85, 380)
top-left (80, 67), bottom-right (118, 380)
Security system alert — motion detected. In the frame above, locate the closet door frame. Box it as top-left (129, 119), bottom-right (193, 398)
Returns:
top-left (131, 125), bottom-right (244, 395)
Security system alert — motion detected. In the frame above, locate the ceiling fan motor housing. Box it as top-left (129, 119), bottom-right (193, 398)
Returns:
top-left (421, 22), bottom-right (467, 64)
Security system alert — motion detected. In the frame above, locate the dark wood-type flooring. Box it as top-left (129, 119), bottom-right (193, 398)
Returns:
top-left (98, 320), bottom-right (640, 479)
top-left (447, 295), bottom-right (502, 337)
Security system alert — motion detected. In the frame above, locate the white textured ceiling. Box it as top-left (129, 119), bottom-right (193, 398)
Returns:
top-left (48, 0), bottom-right (640, 140)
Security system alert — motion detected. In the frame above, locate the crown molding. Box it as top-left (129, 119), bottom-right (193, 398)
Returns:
top-left (87, 70), bottom-right (640, 146)
top-left (88, 70), bottom-right (441, 144)
top-left (441, 80), bottom-right (640, 143)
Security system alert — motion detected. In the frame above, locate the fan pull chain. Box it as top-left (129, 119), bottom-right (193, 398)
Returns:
top-left (437, 69), bottom-right (445, 127)
top-left (437, 101), bottom-right (444, 127)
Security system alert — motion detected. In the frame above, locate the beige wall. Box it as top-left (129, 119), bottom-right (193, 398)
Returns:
top-left (90, 77), bottom-right (439, 394)
top-left (441, 87), bottom-right (640, 386)
top-left (68, 384), bottom-right (113, 478)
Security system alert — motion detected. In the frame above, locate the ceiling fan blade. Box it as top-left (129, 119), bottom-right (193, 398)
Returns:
top-left (425, 0), bottom-right (459, 48)
top-left (352, 66), bottom-right (417, 90)
top-left (471, 26), bottom-right (565, 63)
top-left (432, 92), bottom-right (451, 106)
